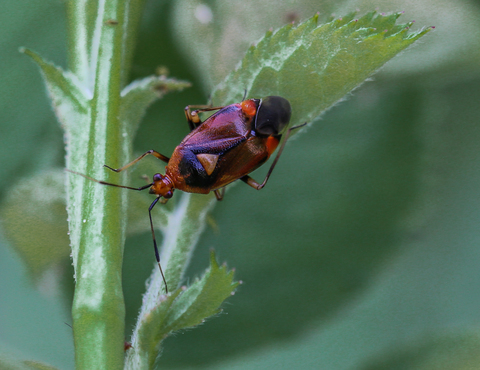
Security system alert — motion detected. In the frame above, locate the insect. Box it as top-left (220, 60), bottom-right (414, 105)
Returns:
top-left (70, 96), bottom-right (304, 293)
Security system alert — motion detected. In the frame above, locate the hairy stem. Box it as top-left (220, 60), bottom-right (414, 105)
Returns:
top-left (65, 1), bottom-right (146, 368)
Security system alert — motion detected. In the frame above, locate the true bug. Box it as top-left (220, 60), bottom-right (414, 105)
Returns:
top-left (70, 96), bottom-right (304, 293)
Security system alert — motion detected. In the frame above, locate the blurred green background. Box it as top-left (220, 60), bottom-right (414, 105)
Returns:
top-left (1, 0), bottom-right (480, 369)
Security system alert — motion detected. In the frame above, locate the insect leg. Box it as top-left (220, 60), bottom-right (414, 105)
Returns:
top-left (104, 150), bottom-right (170, 173)
top-left (241, 122), bottom-right (307, 190)
top-left (148, 197), bottom-right (168, 293)
top-left (184, 105), bottom-right (224, 131)
top-left (240, 175), bottom-right (262, 190)
top-left (213, 188), bottom-right (225, 201)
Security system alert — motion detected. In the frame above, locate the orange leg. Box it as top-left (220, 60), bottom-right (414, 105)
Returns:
top-left (213, 188), bottom-right (225, 201)
top-left (104, 150), bottom-right (170, 173)
top-left (184, 105), bottom-right (225, 131)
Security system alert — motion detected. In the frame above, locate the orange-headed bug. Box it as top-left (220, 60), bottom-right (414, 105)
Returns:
top-left (69, 96), bottom-right (305, 293)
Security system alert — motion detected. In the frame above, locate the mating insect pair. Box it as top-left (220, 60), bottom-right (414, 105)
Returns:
top-left (71, 96), bottom-right (304, 293)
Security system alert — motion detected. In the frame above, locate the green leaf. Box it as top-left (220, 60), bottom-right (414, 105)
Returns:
top-left (20, 48), bottom-right (89, 130)
top-left (0, 170), bottom-right (69, 279)
top-left (125, 251), bottom-right (239, 369)
top-left (212, 11), bottom-right (432, 127)
top-left (160, 250), bottom-right (240, 332)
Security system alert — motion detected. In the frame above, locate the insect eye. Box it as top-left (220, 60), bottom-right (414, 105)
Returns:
top-left (254, 96), bottom-right (291, 136)
top-left (164, 190), bottom-right (173, 199)
top-left (153, 173), bottom-right (163, 181)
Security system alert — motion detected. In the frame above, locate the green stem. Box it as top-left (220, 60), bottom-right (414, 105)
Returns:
top-left (65, 1), bottom-right (146, 368)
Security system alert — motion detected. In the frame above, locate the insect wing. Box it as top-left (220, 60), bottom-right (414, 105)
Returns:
top-left (181, 104), bottom-right (251, 146)
top-left (212, 136), bottom-right (270, 188)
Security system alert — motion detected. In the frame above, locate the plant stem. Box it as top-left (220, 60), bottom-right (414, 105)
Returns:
top-left (65, 1), bottom-right (146, 368)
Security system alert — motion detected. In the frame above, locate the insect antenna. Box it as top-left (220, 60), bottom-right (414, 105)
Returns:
top-left (66, 169), bottom-right (154, 191)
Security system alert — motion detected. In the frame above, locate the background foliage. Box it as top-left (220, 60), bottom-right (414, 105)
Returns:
top-left (1, 0), bottom-right (479, 369)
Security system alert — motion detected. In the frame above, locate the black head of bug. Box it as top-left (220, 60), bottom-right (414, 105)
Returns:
top-left (254, 96), bottom-right (292, 136)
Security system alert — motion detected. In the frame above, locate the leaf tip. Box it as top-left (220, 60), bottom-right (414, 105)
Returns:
top-left (19, 47), bottom-right (37, 60)
top-left (407, 25), bottom-right (435, 40)
top-left (209, 248), bottom-right (219, 268)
